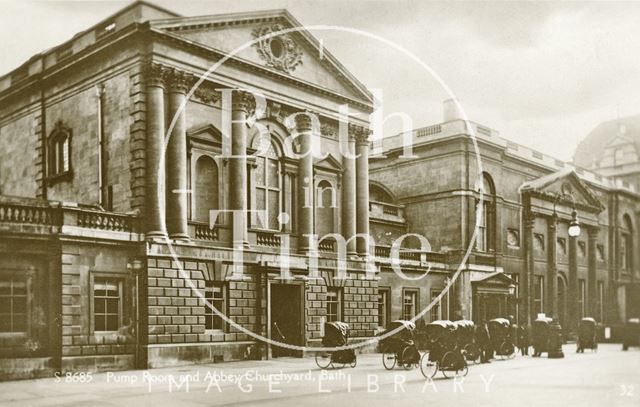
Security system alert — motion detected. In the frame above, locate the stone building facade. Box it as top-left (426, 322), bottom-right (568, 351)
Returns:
top-left (0, 2), bottom-right (384, 379)
top-left (369, 100), bottom-right (640, 334)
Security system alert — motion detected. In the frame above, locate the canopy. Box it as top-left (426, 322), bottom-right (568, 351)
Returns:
top-left (388, 320), bottom-right (416, 331)
top-left (428, 320), bottom-right (456, 329)
top-left (489, 318), bottom-right (511, 327)
top-left (581, 317), bottom-right (596, 324)
top-left (534, 317), bottom-right (553, 324)
top-left (454, 320), bottom-right (475, 329)
top-left (325, 321), bottom-right (350, 336)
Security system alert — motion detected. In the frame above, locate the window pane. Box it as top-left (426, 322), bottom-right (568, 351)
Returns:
top-left (0, 282), bottom-right (10, 296)
top-left (12, 297), bottom-right (26, 314)
top-left (13, 317), bottom-right (26, 332)
top-left (267, 159), bottom-right (279, 187)
top-left (255, 157), bottom-right (265, 186)
top-left (62, 138), bottom-right (69, 172)
top-left (95, 316), bottom-right (106, 332)
top-left (106, 315), bottom-right (119, 331)
top-left (0, 298), bottom-right (9, 311)
top-left (106, 298), bottom-right (119, 314)
top-left (268, 190), bottom-right (279, 229)
top-left (12, 281), bottom-right (26, 295)
top-left (95, 298), bottom-right (105, 314)
top-left (0, 316), bottom-right (10, 332)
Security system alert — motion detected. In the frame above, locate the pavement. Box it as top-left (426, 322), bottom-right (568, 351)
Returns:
top-left (0, 344), bottom-right (638, 407)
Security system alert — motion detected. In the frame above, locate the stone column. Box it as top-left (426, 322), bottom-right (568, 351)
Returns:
top-left (354, 126), bottom-right (370, 255)
top-left (296, 113), bottom-right (314, 253)
top-left (229, 91), bottom-right (250, 248)
top-left (588, 227), bottom-right (599, 318)
top-left (145, 63), bottom-right (167, 239)
top-left (547, 214), bottom-right (558, 319)
top-left (522, 194), bottom-right (535, 327)
top-left (568, 230), bottom-right (579, 333)
top-left (166, 69), bottom-right (190, 241)
top-left (342, 131), bottom-right (357, 255)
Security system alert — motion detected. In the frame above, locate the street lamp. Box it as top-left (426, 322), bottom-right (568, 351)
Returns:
top-left (508, 283), bottom-right (516, 296)
top-left (568, 209), bottom-right (581, 237)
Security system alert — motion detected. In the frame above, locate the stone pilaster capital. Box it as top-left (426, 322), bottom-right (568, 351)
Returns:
top-left (587, 226), bottom-right (600, 239)
top-left (166, 68), bottom-right (193, 94)
top-left (349, 124), bottom-right (371, 145)
top-left (231, 90), bottom-right (256, 114)
top-left (146, 62), bottom-right (169, 88)
top-left (294, 111), bottom-right (314, 132)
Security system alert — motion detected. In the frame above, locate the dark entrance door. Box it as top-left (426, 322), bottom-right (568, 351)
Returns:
top-left (270, 284), bottom-right (303, 357)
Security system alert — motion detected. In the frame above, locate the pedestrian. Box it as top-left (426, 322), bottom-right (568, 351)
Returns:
top-left (475, 320), bottom-right (492, 363)
top-left (518, 325), bottom-right (530, 356)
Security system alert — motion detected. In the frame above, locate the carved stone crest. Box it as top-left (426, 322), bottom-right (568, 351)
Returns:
top-left (252, 24), bottom-right (303, 74)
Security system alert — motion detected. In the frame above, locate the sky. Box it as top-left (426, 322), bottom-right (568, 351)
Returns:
top-left (2, 0), bottom-right (640, 161)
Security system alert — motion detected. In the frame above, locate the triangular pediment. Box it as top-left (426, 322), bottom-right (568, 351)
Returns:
top-left (520, 169), bottom-right (603, 212)
top-left (187, 124), bottom-right (222, 148)
top-left (151, 10), bottom-right (372, 104)
top-left (605, 134), bottom-right (635, 148)
top-left (314, 154), bottom-right (343, 173)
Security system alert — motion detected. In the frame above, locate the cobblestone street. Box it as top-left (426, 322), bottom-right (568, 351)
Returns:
top-left (0, 344), bottom-right (638, 407)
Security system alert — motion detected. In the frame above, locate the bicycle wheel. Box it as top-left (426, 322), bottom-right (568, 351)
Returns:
top-left (350, 357), bottom-right (357, 368)
top-left (441, 351), bottom-right (466, 378)
top-left (419, 352), bottom-right (438, 379)
top-left (315, 352), bottom-right (332, 369)
top-left (401, 346), bottom-right (419, 369)
top-left (382, 352), bottom-right (397, 370)
top-left (501, 342), bottom-right (516, 360)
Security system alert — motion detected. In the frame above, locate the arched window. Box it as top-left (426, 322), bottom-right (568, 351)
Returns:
top-left (621, 214), bottom-right (633, 271)
top-left (194, 156), bottom-right (219, 222)
top-left (48, 121), bottom-right (72, 178)
top-left (316, 180), bottom-right (335, 237)
top-left (477, 172), bottom-right (496, 252)
top-left (252, 135), bottom-right (281, 230)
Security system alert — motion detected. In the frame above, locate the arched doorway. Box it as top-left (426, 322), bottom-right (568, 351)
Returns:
top-left (557, 274), bottom-right (567, 327)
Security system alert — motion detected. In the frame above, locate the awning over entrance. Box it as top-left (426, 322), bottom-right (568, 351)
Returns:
top-left (471, 271), bottom-right (516, 295)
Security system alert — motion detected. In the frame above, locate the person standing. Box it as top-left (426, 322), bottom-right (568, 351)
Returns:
top-left (518, 325), bottom-right (530, 356)
top-left (476, 320), bottom-right (492, 363)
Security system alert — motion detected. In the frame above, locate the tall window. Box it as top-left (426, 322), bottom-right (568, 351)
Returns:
top-left (204, 281), bottom-right (225, 330)
top-left (94, 278), bottom-right (121, 332)
top-left (194, 156), bottom-right (219, 222)
top-left (0, 277), bottom-right (27, 333)
top-left (48, 122), bottom-right (72, 177)
top-left (597, 281), bottom-right (604, 322)
top-left (252, 137), bottom-right (281, 230)
top-left (378, 288), bottom-right (390, 328)
top-left (430, 290), bottom-right (442, 322)
top-left (621, 215), bottom-right (633, 271)
top-left (326, 288), bottom-right (342, 322)
top-left (578, 279), bottom-right (586, 318)
top-left (533, 275), bottom-right (544, 314)
top-left (476, 173), bottom-right (495, 252)
top-left (403, 289), bottom-right (418, 320)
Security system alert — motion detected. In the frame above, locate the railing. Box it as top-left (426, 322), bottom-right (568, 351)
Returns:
top-left (190, 221), bottom-right (218, 241)
top-left (318, 239), bottom-right (335, 253)
top-left (373, 245), bottom-right (446, 264)
top-left (369, 201), bottom-right (405, 223)
top-left (256, 231), bottom-right (281, 247)
top-left (0, 202), bottom-right (60, 226)
top-left (0, 198), bottom-right (139, 237)
top-left (76, 210), bottom-right (133, 232)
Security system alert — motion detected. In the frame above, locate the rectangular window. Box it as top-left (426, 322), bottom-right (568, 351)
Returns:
top-left (578, 279), bottom-right (586, 318)
top-left (378, 288), bottom-right (390, 328)
top-left (0, 277), bottom-right (27, 333)
top-left (94, 278), bottom-right (121, 332)
top-left (430, 290), bottom-right (442, 322)
top-left (204, 281), bottom-right (225, 330)
top-left (533, 275), bottom-right (544, 314)
top-left (403, 289), bottom-right (418, 320)
top-left (326, 288), bottom-right (342, 322)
